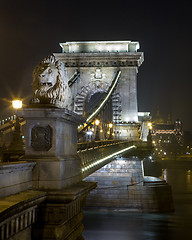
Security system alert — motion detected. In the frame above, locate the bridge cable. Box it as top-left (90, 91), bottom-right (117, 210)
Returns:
top-left (79, 70), bottom-right (121, 133)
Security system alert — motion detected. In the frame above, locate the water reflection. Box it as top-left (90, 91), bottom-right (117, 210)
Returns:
top-left (83, 167), bottom-right (192, 240)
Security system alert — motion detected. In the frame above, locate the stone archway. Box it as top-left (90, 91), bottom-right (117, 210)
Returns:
top-left (85, 90), bottom-right (106, 118)
top-left (74, 80), bottom-right (122, 123)
top-left (74, 80), bottom-right (109, 116)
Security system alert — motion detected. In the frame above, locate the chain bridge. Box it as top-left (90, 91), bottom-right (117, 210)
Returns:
top-left (0, 41), bottom-right (173, 240)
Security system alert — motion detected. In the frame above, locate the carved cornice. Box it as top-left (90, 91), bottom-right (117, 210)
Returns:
top-left (54, 52), bottom-right (144, 67)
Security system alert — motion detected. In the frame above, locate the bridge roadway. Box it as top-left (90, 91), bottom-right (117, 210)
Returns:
top-left (77, 140), bottom-right (152, 179)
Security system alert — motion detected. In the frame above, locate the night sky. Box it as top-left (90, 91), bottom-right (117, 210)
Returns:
top-left (1, 0), bottom-right (192, 131)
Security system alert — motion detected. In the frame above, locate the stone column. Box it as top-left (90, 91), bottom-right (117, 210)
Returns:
top-left (114, 67), bottom-right (139, 140)
top-left (119, 67), bottom-right (138, 123)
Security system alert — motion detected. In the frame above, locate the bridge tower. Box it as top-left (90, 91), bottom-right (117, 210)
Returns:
top-left (54, 41), bottom-right (144, 140)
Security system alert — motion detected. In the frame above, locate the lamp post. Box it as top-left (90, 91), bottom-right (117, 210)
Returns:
top-left (108, 123), bottom-right (113, 140)
top-left (147, 122), bottom-right (152, 147)
top-left (3, 99), bottom-right (25, 161)
top-left (95, 119), bottom-right (100, 141)
top-left (12, 100), bottom-right (23, 138)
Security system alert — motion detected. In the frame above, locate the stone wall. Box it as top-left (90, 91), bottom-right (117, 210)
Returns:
top-left (0, 162), bottom-right (36, 199)
top-left (84, 158), bottom-right (174, 212)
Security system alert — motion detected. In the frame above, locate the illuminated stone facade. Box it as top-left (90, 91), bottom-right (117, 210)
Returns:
top-left (54, 41), bottom-right (144, 140)
top-left (152, 120), bottom-right (184, 159)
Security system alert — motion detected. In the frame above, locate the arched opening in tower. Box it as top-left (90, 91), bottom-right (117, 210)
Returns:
top-left (85, 91), bottom-right (113, 124)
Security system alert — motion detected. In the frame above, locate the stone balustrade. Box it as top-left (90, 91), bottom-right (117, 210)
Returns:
top-left (0, 206), bottom-right (36, 240)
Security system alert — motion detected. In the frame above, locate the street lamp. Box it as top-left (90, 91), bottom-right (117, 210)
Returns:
top-left (12, 99), bottom-right (23, 134)
top-left (3, 99), bottom-right (24, 161)
top-left (147, 122), bottom-right (152, 130)
top-left (95, 119), bottom-right (100, 126)
top-left (147, 122), bottom-right (153, 147)
top-left (95, 119), bottom-right (100, 141)
top-left (108, 123), bottom-right (113, 140)
top-left (12, 100), bottom-right (22, 109)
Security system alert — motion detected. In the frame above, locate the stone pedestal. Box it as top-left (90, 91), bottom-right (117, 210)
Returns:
top-left (13, 107), bottom-right (97, 239)
top-left (19, 107), bottom-right (84, 189)
top-left (0, 182), bottom-right (96, 240)
top-left (34, 181), bottom-right (96, 240)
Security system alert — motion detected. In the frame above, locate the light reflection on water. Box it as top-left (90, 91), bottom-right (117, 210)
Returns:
top-left (83, 167), bottom-right (192, 240)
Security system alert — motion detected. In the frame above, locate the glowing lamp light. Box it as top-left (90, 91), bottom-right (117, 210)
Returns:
top-left (95, 119), bottom-right (100, 126)
top-left (109, 123), bottom-right (113, 128)
top-left (12, 100), bottom-right (22, 109)
top-left (147, 122), bottom-right (152, 129)
top-left (86, 131), bottom-right (93, 136)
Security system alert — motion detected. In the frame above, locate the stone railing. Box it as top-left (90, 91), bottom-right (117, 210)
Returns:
top-left (0, 190), bottom-right (46, 240)
top-left (0, 206), bottom-right (36, 240)
top-left (0, 115), bottom-right (17, 126)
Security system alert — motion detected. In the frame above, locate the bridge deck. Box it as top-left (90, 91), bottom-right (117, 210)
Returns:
top-left (78, 140), bottom-right (152, 179)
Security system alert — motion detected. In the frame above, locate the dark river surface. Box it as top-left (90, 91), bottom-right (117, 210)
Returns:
top-left (83, 166), bottom-right (192, 240)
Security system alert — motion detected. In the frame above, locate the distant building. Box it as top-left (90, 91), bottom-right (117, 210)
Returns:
top-left (151, 111), bottom-right (184, 160)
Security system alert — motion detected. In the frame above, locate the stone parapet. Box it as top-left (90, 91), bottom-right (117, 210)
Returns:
top-left (59, 41), bottom-right (140, 53)
top-left (0, 162), bottom-right (36, 199)
top-left (0, 190), bottom-right (46, 240)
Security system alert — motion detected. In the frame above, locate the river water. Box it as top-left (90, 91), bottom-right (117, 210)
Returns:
top-left (83, 167), bottom-right (192, 240)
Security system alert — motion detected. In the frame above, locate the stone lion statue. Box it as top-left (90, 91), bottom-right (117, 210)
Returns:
top-left (31, 55), bottom-right (72, 109)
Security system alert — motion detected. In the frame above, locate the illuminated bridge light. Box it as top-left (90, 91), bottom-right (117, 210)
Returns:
top-left (81, 145), bottom-right (136, 173)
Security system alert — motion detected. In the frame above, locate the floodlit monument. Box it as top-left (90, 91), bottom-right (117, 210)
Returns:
top-left (0, 41), bottom-right (174, 240)
top-left (54, 40), bottom-right (144, 140)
